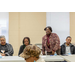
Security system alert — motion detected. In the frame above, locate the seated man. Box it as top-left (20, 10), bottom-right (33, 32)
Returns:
top-left (61, 36), bottom-right (75, 55)
top-left (0, 36), bottom-right (14, 56)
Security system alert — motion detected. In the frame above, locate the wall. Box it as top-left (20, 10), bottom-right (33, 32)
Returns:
top-left (9, 12), bottom-right (46, 56)
top-left (70, 12), bottom-right (75, 43)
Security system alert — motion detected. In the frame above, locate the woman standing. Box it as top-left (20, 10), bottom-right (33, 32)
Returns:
top-left (18, 37), bottom-right (30, 56)
top-left (42, 26), bottom-right (60, 55)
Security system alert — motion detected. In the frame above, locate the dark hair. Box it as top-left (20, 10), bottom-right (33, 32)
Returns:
top-left (44, 26), bottom-right (52, 32)
top-left (66, 36), bottom-right (71, 39)
top-left (23, 37), bottom-right (30, 45)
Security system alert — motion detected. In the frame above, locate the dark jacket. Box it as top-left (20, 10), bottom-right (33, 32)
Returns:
top-left (18, 44), bottom-right (32, 56)
top-left (0, 43), bottom-right (14, 56)
top-left (61, 43), bottom-right (75, 55)
top-left (18, 37), bottom-right (31, 56)
top-left (18, 45), bottom-right (25, 56)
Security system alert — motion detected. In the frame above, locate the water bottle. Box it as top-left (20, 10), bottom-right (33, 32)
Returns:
top-left (54, 52), bottom-right (57, 56)
top-left (68, 53), bottom-right (71, 55)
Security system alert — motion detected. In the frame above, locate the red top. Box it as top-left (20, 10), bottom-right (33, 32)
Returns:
top-left (47, 34), bottom-right (50, 49)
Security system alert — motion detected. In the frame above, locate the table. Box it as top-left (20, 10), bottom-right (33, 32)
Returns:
top-left (0, 55), bottom-right (64, 62)
top-left (0, 56), bottom-right (25, 62)
top-left (60, 55), bottom-right (75, 62)
top-left (40, 55), bottom-right (64, 62)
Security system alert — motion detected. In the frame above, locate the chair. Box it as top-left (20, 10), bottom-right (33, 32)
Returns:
top-left (35, 43), bottom-right (42, 49)
top-left (35, 44), bottom-right (42, 55)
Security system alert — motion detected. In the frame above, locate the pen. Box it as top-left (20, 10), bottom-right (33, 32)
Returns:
top-left (50, 55), bottom-right (53, 56)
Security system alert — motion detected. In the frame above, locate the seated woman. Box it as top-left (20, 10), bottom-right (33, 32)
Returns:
top-left (0, 36), bottom-right (5, 44)
top-left (18, 37), bottom-right (30, 56)
top-left (20, 45), bottom-right (45, 62)
top-left (0, 36), bottom-right (14, 56)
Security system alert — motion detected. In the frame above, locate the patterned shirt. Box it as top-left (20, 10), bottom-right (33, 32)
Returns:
top-left (42, 33), bottom-right (60, 54)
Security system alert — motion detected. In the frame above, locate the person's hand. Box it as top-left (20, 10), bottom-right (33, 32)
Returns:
top-left (52, 51), bottom-right (55, 55)
top-left (43, 52), bottom-right (45, 55)
top-left (1, 53), bottom-right (5, 56)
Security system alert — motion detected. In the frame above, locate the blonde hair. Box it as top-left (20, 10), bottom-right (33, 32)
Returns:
top-left (20, 45), bottom-right (41, 59)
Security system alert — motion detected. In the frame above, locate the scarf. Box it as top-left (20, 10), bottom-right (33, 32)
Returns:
top-left (47, 34), bottom-right (50, 49)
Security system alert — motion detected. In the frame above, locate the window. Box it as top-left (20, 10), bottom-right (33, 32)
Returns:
top-left (0, 12), bottom-right (9, 43)
top-left (46, 12), bottom-right (70, 45)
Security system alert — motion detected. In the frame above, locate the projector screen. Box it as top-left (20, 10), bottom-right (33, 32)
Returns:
top-left (46, 12), bottom-right (70, 45)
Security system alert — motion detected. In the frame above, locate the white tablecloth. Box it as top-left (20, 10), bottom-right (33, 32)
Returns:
top-left (0, 56), bottom-right (25, 62)
top-left (0, 55), bottom-right (64, 62)
top-left (40, 55), bottom-right (64, 62)
top-left (60, 55), bottom-right (75, 62)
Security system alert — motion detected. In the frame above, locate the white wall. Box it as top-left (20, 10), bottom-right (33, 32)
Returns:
top-left (46, 12), bottom-right (70, 45)
top-left (0, 12), bottom-right (9, 42)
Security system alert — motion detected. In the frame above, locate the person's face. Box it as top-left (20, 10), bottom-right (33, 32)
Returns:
top-left (0, 38), bottom-right (6, 45)
top-left (46, 28), bottom-right (51, 35)
top-left (25, 57), bottom-right (37, 62)
top-left (24, 39), bottom-right (29, 46)
top-left (66, 38), bottom-right (71, 45)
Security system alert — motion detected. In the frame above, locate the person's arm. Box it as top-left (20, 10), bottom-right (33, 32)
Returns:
top-left (18, 45), bottom-right (24, 56)
top-left (42, 37), bottom-right (45, 55)
top-left (73, 46), bottom-right (75, 54)
top-left (60, 45), bottom-right (63, 55)
top-left (52, 34), bottom-right (60, 53)
top-left (5, 44), bottom-right (14, 56)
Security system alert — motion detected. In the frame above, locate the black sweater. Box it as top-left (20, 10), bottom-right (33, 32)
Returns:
top-left (0, 43), bottom-right (14, 56)
top-left (18, 44), bottom-right (31, 56)
top-left (18, 45), bottom-right (25, 56)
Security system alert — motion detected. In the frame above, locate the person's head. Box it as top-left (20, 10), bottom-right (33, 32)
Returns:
top-left (20, 45), bottom-right (41, 62)
top-left (23, 37), bottom-right (30, 46)
top-left (66, 36), bottom-right (72, 45)
top-left (44, 26), bottom-right (52, 35)
top-left (0, 36), bottom-right (5, 43)
top-left (0, 36), bottom-right (6, 45)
